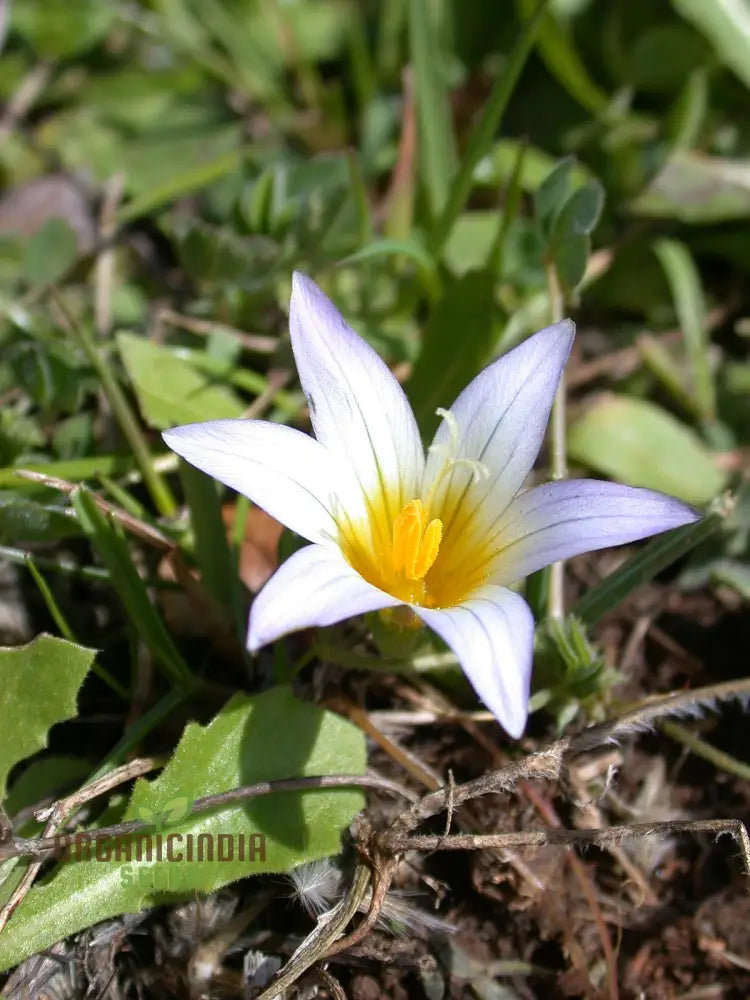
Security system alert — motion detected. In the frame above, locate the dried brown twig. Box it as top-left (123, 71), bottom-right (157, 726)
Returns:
top-left (2, 678), bottom-right (749, 1000)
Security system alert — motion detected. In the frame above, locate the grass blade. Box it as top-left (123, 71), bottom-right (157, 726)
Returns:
top-left (573, 494), bottom-right (732, 626)
top-left (653, 238), bottom-right (716, 421)
top-left (408, 0), bottom-right (457, 217)
top-left (431, 0), bottom-right (548, 253)
top-left (71, 487), bottom-right (190, 686)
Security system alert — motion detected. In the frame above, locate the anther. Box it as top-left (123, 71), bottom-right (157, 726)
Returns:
top-left (392, 500), bottom-right (442, 581)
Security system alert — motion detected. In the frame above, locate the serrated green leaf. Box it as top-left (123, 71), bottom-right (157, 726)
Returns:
top-left (0, 635), bottom-right (95, 800)
top-left (0, 687), bottom-right (366, 972)
top-left (568, 394), bottom-right (726, 506)
top-left (117, 332), bottom-right (245, 431)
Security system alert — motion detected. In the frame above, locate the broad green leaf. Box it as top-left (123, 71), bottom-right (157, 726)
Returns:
top-left (631, 151), bottom-right (750, 223)
top-left (711, 559), bottom-right (750, 599)
top-left (117, 333), bottom-right (245, 431)
top-left (0, 687), bottom-right (366, 972)
top-left (21, 219), bottom-right (78, 287)
top-left (0, 635), bottom-right (95, 800)
top-left (408, 270), bottom-right (498, 436)
top-left (568, 394), bottom-right (726, 506)
top-left (672, 0), bottom-right (750, 90)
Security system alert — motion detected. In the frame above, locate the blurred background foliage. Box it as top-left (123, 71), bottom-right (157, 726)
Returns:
top-left (0, 0), bottom-right (747, 690)
top-left (0, 0), bottom-right (749, 973)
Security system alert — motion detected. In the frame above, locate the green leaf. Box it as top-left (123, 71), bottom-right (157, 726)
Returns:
top-left (21, 219), bottom-right (78, 288)
top-left (574, 498), bottom-right (731, 626)
top-left (117, 333), bottom-right (245, 431)
top-left (534, 156), bottom-right (576, 230)
top-left (407, 0), bottom-right (457, 216)
top-left (552, 181), bottom-right (605, 238)
top-left (551, 234), bottom-right (589, 290)
top-left (568, 394), bottom-right (726, 506)
top-left (672, 0), bottom-right (750, 90)
top-left (5, 756), bottom-right (91, 820)
top-left (0, 687), bottom-right (366, 972)
top-left (407, 270), bottom-right (498, 436)
top-left (71, 488), bottom-right (190, 686)
top-left (11, 0), bottom-right (115, 58)
top-left (653, 238), bottom-right (716, 420)
top-left (0, 635), bottom-right (95, 800)
top-left (631, 151), bottom-right (750, 224)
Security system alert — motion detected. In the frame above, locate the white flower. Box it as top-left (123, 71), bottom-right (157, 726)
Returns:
top-left (163, 273), bottom-right (698, 737)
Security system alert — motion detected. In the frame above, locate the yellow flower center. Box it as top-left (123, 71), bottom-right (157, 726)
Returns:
top-left (391, 499), bottom-right (442, 581)
top-left (337, 409), bottom-right (494, 608)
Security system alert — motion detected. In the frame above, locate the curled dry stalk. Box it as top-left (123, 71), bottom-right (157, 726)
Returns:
top-left (254, 676), bottom-right (750, 1000)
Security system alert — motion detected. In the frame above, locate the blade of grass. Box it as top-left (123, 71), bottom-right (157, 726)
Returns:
top-left (431, 0), bottom-right (548, 254)
top-left (117, 149), bottom-right (244, 226)
top-left (24, 555), bottom-right (129, 698)
top-left (178, 460), bottom-right (235, 611)
top-left (51, 292), bottom-right (177, 518)
top-left (71, 487), bottom-right (190, 686)
top-left (653, 238), bottom-right (716, 422)
top-left (407, 0), bottom-right (457, 217)
top-left (573, 494), bottom-right (732, 626)
top-left (487, 138), bottom-right (528, 276)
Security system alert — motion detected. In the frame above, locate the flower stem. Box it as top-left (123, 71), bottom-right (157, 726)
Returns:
top-left (546, 259), bottom-right (566, 619)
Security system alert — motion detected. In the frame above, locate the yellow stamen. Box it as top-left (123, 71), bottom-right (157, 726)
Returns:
top-left (391, 499), bottom-right (443, 581)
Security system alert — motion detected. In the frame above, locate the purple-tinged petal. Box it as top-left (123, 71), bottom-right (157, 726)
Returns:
top-left (424, 320), bottom-right (575, 546)
top-left (248, 544), bottom-right (400, 653)
top-left (486, 479), bottom-right (700, 586)
top-left (417, 586), bottom-right (534, 738)
top-left (290, 272), bottom-right (424, 527)
top-left (163, 419), bottom-right (345, 545)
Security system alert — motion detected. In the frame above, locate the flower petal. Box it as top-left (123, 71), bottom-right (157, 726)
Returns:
top-left (290, 272), bottom-right (424, 525)
top-left (248, 544), bottom-right (400, 653)
top-left (163, 419), bottom-right (344, 545)
top-left (424, 320), bottom-right (574, 541)
top-left (417, 586), bottom-right (534, 738)
top-left (486, 479), bottom-right (700, 586)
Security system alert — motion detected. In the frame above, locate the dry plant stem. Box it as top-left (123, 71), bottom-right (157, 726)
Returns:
top-left (396, 818), bottom-right (750, 866)
top-left (0, 61), bottom-right (53, 138)
top-left (155, 308), bottom-right (277, 353)
top-left (253, 862), bottom-right (371, 1000)
top-left (0, 774), bottom-right (416, 864)
top-left (94, 174), bottom-right (124, 338)
top-left (546, 258), bottom-right (566, 619)
top-left (0, 757), bottom-right (159, 934)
